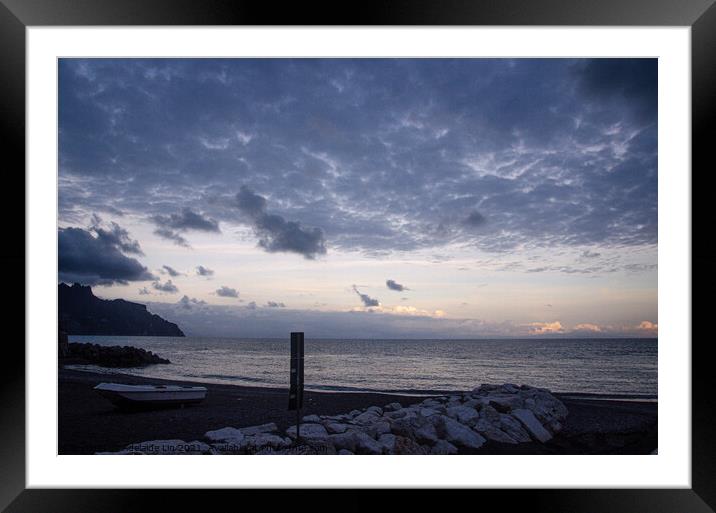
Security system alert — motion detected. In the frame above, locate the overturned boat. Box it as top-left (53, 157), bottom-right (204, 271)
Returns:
top-left (94, 382), bottom-right (208, 408)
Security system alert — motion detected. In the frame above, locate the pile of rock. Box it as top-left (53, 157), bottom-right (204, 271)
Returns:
top-left (66, 342), bottom-right (170, 368)
top-left (97, 384), bottom-right (568, 455)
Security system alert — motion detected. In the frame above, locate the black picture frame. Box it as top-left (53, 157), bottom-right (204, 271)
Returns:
top-left (2, 0), bottom-right (711, 511)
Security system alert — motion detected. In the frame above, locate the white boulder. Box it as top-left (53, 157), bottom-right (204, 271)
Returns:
top-left (446, 405), bottom-right (480, 425)
top-left (431, 416), bottom-right (486, 449)
top-left (241, 422), bottom-right (278, 436)
top-left (326, 422), bottom-right (350, 434)
top-left (205, 427), bottom-right (244, 443)
top-left (377, 433), bottom-right (397, 453)
top-left (286, 423), bottom-right (329, 440)
top-left (511, 408), bottom-right (552, 443)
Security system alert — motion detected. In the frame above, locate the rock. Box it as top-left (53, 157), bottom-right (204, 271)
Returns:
top-left (463, 398), bottom-right (482, 409)
top-left (377, 434), bottom-right (397, 454)
top-left (421, 399), bottom-right (442, 409)
top-left (241, 422), bottom-right (278, 436)
top-left (498, 414), bottom-right (532, 443)
top-left (446, 405), bottom-right (480, 425)
top-left (384, 409), bottom-right (407, 420)
top-left (430, 440), bottom-right (458, 455)
top-left (243, 434), bottom-right (292, 452)
top-left (66, 342), bottom-right (171, 368)
top-left (384, 402), bottom-right (402, 412)
top-left (511, 409), bottom-right (552, 443)
top-left (286, 423), bottom-right (329, 441)
top-left (393, 435), bottom-right (429, 455)
top-left (326, 422), bottom-right (350, 434)
top-left (302, 414), bottom-right (321, 423)
top-left (413, 421), bottom-right (440, 445)
top-left (385, 406), bottom-right (420, 420)
top-left (330, 430), bottom-right (382, 454)
top-left (419, 407), bottom-right (441, 418)
top-left (353, 411), bottom-right (381, 425)
top-left (431, 415), bottom-right (486, 449)
top-left (365, 406), bottom-right (383, 416)
top-left (389, 418), bottom-right (416, 438)
top-left (473, 418), bottom-right (517, 444)
top-left (480, 404), bottom-right (501, 424)
top-left (205, 427), bottom-right (244, 443)
top-left (488, 394), bottom-right (524, 413)
top-left (364, 421), bottom-right (391, 438)
top-left (348, 409), bottom-right (362, 418)
top-left (338, 449), bottom-right (354, 455)
top-left (323, 414), bottom-right (350, 421)
top-left (521, 389), bottom-right (569, 427)
top-left (473, 384), bottom-right (501, 394)
top-left (501, 384), bottom-right (520, 394)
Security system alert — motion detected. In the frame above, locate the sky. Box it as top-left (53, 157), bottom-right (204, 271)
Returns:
top-left (58, 58), bottom-right (658, 339)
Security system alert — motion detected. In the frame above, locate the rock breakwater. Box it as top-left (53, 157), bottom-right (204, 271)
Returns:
top-left (98, 383), bottom-right (568, 455)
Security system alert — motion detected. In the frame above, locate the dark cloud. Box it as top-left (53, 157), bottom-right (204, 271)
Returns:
top-left (90, 215), bottom-right (144, 255)
top-left (386, 279), bottom-right (408, 292)
top-left (463, 211), bottom-right (487, 228)
top-left (246, 301), bottom-right (257, 310)
top-left (216, 286), bottom-right (239, 298)
top-left (161, 265), bottom-right (182, 277)
top-left (153, 227), bottom-right (190, 248)
top-left (575, 58), bottom-right (657, 123)
top-left (266, 301), bottom-right (286, 308)
top-left (581, 250), bottom-right (601, 259)
top-left (235, 186), bottom-right (327, 259)
top-left (59, 59), bottom-right (657, 256)
top-left (58, 226), bottom-right (155, 286)
top-left (352, 285), bottom-right (380, 307)
top-left (196, 265), bottom-right (214, 277)
top-left (151, 208), bottom-right (220, 247)
top-left (152, 279), bottom-right (179, 293)
top-left (138, 287), bottom-right (151, 295)
top-left (235, 186), bottom-right (267, 217)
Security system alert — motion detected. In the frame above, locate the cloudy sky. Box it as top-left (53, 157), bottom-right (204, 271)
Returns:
top-left (58, 58), bottom-right (657, 338)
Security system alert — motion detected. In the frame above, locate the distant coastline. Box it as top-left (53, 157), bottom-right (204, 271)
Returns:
top-left (59, 283), bottom-right (184, 337)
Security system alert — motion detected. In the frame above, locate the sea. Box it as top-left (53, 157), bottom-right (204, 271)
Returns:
top-left (66, 336), bottom-right (657, 398)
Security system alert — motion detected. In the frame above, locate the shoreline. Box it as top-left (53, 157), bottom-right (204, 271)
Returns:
top-left (59, 367), bottom-right (657, 455)
top-left (61, 364), bottom-right (656, 400)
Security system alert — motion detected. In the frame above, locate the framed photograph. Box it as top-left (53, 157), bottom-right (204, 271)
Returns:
top-left (4, 0), bottom-right (711, 510)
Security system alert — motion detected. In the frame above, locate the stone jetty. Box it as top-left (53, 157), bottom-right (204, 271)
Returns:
top-left (97, 383), bottom-right (568, 455)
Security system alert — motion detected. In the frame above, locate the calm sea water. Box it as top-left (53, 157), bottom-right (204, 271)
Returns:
top-left (66, 336), bottom-right (657, 396)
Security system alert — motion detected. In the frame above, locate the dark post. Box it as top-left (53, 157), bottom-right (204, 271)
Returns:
top-left (288, 332), bottom-right (304, 443)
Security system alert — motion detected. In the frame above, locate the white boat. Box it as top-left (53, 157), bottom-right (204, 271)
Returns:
top-left (94, 382), bottom-right (207, 408)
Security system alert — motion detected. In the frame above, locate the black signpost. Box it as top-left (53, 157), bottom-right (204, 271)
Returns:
top-left (288, 332), bottom-right (304, 442)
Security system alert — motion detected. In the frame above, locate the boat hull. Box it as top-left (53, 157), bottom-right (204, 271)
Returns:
top-left (94, 383), bottom-right (207, 409)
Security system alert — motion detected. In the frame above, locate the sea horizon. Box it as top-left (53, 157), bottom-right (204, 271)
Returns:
top-left (67, 335), bottom-right (658, 397)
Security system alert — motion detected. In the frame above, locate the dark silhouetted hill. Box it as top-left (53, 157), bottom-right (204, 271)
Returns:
top-left (59, 283), bottom-right (185, 337)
